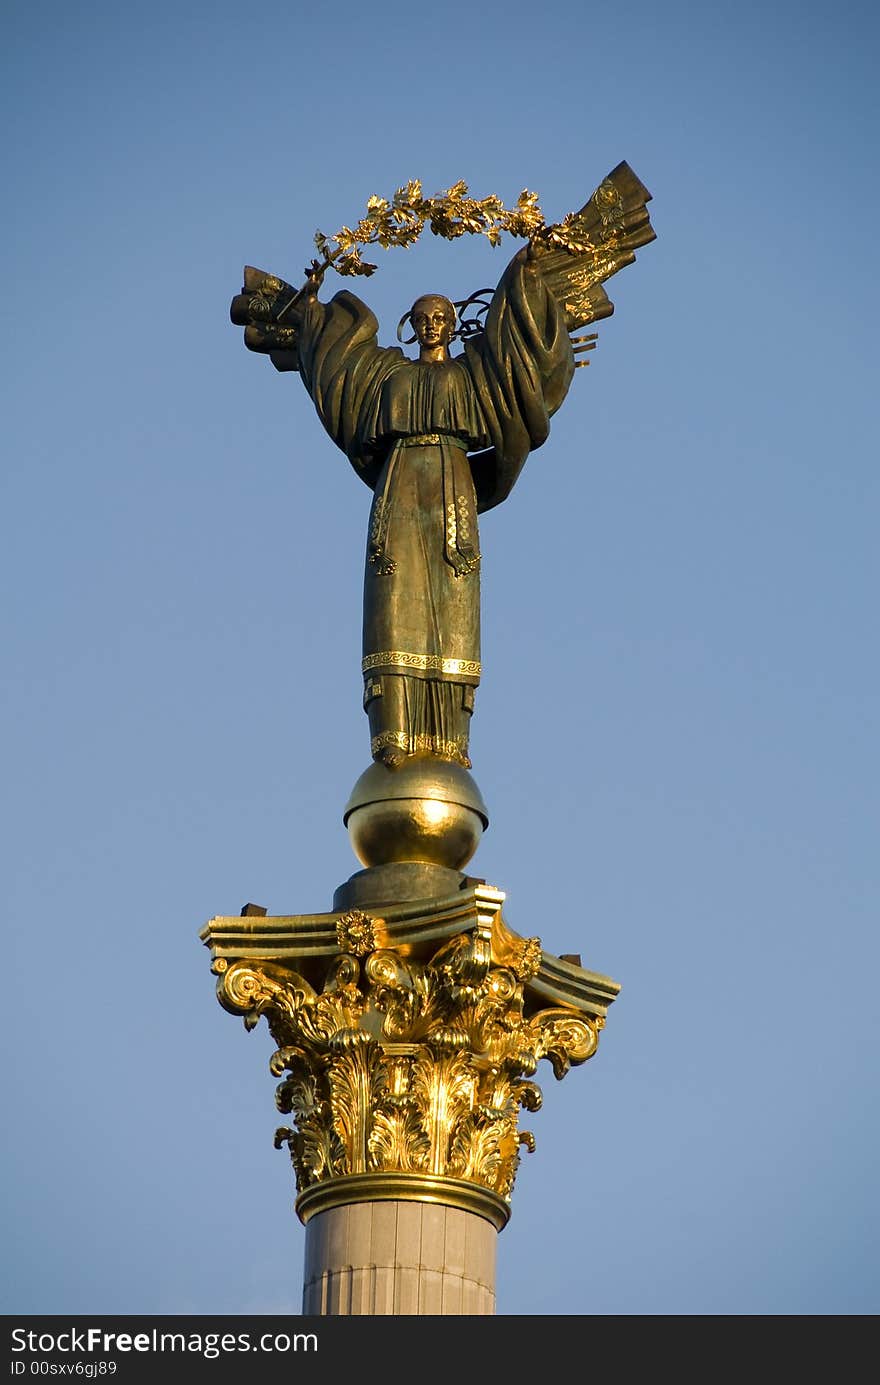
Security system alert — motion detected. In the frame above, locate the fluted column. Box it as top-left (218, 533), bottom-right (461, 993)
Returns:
top-left (302, 1201), bottom-right (496, 1314)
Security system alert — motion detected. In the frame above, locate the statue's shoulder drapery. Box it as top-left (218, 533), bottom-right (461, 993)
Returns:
top-left (295, 249), bottom-right (576, 512)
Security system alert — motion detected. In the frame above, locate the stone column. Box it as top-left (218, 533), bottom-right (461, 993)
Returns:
top-left (301, 1200), bottom-right (496, 1314)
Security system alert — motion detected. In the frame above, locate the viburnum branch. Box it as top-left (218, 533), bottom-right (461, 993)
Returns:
top-left (308, 180), bottom-right (553, 283)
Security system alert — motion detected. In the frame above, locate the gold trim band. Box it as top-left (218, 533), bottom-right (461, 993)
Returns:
top-left (295, 1172), bottom-right (511, 1231)
top-left (370, 730), bottom-right (471, 766)
top-left (363, 650), bottom-right (482, 677)
top-left (398, 433), bottom-right (468, 450)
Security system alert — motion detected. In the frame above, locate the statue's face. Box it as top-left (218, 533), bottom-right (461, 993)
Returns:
top-left (411, 296), bottom-right (455, 349)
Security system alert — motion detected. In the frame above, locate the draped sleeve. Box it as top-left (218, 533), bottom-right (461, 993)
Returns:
top-left (296, 290), bottom-right (406, 492)
top-left (463, 247), bottom-right (575, 513)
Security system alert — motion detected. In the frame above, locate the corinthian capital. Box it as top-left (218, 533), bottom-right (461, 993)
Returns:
top-left (202, 884), bottom-right (618, 1224)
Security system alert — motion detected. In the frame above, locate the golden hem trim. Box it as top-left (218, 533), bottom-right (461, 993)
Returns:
top-left (295, 1172), bottom-right (510, 1231)
top-left (363, 650), bottom-right (481, 677)
top-left (371, 730), bottom-right (471, 766)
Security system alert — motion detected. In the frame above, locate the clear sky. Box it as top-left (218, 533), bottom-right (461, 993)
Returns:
top-left (2, 0), bottom-right (877, 1317)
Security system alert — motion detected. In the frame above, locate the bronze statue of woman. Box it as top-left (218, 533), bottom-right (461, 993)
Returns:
top-left (290, 248), bottom-right (574, 768)
top-left (231, 166), bottom-right (655, 773)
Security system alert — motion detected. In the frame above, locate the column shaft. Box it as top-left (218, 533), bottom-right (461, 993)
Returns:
top-left (301, 1200), bottom-right (496, 1315)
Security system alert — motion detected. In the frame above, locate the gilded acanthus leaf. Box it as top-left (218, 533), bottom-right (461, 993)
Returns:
top-left (449, 1110), bottom-right (512, 1187)
top-left (368, 1103), bottom-right (430, 1173)
top-left (274, 1067), bottom-right (340, 1190)
top-left (326, 1030), bottom-right (381, 1175)
top-left (366, 949), bottom-right (441, 1043)
top-left (410, 1043), bottom-right (477, 1175)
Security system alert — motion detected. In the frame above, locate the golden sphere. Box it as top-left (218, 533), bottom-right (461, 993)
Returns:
top-left (344, 758), bottom-right (489, 871)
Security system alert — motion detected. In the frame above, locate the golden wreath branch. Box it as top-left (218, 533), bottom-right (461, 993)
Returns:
top-left (305, 178), bottom-right (599, 285)
top-left (235, 179), bottom-right (609, 358)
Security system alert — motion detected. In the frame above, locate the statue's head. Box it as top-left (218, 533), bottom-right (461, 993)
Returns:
top-left (409, 294), bottom-right (457, 351)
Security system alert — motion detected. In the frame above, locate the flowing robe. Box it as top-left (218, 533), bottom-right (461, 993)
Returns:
top-left (295, 249), bottom-right (575, 764)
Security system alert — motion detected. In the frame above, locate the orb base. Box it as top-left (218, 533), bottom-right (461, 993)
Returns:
top-left (343, 757), bottom-right (489, 873)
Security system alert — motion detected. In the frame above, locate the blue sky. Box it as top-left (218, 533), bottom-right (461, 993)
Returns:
top-left (2, 0), bottom-right (878, 1315)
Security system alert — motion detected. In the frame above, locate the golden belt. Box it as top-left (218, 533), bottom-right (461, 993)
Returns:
top-left (397, 433), bottom-right (468, 450)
